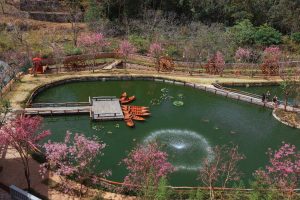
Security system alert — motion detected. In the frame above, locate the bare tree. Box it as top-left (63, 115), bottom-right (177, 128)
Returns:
top-left (62, 0), bottom-right (83, 47)
top-left (279, 66), bottom-right (300, 110)
top-left (198, 144), bottom-right (245, 200)
top-left (0, 0), bottom-right (6, 14)
top-left (183, 41), bottom-right (201, 75)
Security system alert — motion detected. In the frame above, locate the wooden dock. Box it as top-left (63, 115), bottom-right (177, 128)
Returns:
top-left (90, 97), bottom-right (124, 120)
top-left (24, 97), bottom-right (124, 121)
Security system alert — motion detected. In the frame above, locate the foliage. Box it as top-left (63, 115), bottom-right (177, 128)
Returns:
top-left (129, 35), bottom-right (150, 54)
top-left (84, 0), bottom-right (102, 24)
top-left (123, 142), bottom-right (174, 190)
top-left (165, 45), bottom-right (180, 58)
top-left (0, 99), bottom-right (11, 126)
top-left (254, 143), bottom-right (300, 199)
top-left (41, 131), bottom-right (109, 197)
top-left (189, 189), bottom-right (206, 200)
top-left (291, 32), bottom-right (300, 44)
top-left (229, 20), bottom-right (256, 46)
top-left (255, 24), bottom-right (282, 46)
top-left (268, 0), bottom-right (300, 34)
top-left (0, 116), bottom-right (50, 190)
top-left (198, 144), bottom-right (245, 200)
top-left (154, 177), bottom-right (172, 200)
top-left (64, 45), bottom-right (83, 56)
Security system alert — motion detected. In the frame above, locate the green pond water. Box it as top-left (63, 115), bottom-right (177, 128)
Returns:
top-left (233, 85), bottom-right (299, 105)
top-left (34, 80), bottom-right (300, 186)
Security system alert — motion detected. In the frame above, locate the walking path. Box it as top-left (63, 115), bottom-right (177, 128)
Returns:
top-left (0, 188), bottom-right (10, 200)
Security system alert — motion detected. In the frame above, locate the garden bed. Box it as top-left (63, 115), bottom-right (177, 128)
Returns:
top-left (273, 109), bottom-right (300, 129)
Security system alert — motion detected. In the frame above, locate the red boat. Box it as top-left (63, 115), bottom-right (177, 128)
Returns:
top-left (120, 96), bottom-right (136, 104)
top-left (131, 111), bottom-right (151, 116)
top-left (125, 119), bottom-right (135, 127)
top-left (122, 105), bottom-right (149, 110)
top-left (121, 92), bottom-right (127, 98)
top-left (119, 92), bottom-right (127, 101)
top-left (132, 115), bottom-right (145, 121)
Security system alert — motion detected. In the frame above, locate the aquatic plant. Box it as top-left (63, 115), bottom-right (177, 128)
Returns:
top-left (173, 100), bottom-right (184, 107)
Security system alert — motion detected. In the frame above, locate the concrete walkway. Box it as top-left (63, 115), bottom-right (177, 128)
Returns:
top-left (0, 188), bottom-right (10, 200)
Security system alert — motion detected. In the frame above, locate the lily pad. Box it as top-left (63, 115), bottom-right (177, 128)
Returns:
top-left (173, 100), bottom-right (184, 107)
top-left (178, 93), bottom-right (184, 98)
top-left (161, 88), bottom-right (169, 93)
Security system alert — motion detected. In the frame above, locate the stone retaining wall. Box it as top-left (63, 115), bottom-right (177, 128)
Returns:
top-left (20, 0), bottom-right (65, 12)
top-left (25, 75), bottom-right (280, 113)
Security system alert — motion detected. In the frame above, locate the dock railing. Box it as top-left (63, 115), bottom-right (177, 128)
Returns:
top-left (28, 102), bottom-right (90, 108)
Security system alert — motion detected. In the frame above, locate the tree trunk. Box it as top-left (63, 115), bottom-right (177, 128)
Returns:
top-left (0, 1), bottom-right (5, 14)
top-left (285, 96), bottom-right (288, 111)
top-left (24, 160), bottom-right (31, 191)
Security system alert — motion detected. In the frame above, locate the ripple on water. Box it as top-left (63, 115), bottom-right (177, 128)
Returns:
top-left (143, 129), bottom-right (214, 171)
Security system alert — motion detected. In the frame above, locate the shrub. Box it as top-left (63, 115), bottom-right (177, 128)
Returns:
top-left (165, 45), bottom-right (180, 58)
top-left (128, 34), bottom-right (150, 54)
top-left (64, 45), bottom-right (83, 56)
top-left (229, 19), bottom-right (256, 45)
top-left (291, 32), bottom-right (300, 44)
top-left (85, 0), bottom-right (102, 23)
top-left (254, 24), bottom-right (282, 46)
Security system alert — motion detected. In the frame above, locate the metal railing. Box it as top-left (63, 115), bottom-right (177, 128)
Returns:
top-left (9, 185), bottom-right (41, 200)
top-left (28, 102), bottom-right (90, 108)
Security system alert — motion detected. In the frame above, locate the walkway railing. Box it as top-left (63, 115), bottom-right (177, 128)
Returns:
top-left (28, 102), bottom-right (90, 108)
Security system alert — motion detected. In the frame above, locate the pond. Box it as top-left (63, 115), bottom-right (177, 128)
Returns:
top-left (232, 84), bottom-right (299, 105)
top-left (34, 80), bottom-right (300, 186)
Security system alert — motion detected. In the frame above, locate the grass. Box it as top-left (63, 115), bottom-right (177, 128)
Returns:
top-left (275, 109), bottom-right (300, 128)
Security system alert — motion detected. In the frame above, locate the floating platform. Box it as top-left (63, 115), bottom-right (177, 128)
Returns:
top-left (90, 97), bottom-right (124, 121)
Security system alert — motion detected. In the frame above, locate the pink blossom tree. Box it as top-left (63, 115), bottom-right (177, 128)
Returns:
top-left (261, 46), bottom-right (281, 76)
top-left (205, 51), bottom-right (226, 76)
top-left (123, 142), bottom-right (174, 192)
top-left (118, 40), bottom-right (137, 68)
top-left (0, 115), bottom-right (50, 191)
top-left (235, 47), bottom-right (251, 62)
top-left (40, 131), bottom-right (109, 197)
top-left (78, 32), bottom-right (109, 72)
top-left (148, 42), bottom-right (164, 72)
top-left (254, 143), bottom-right (300, 199)
top-left (198, 144), bottom-right (245, 200)
top-left (234, 47), bottom-right (252, 77)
